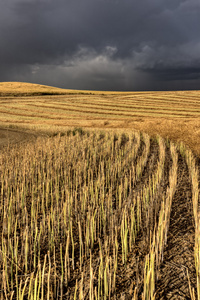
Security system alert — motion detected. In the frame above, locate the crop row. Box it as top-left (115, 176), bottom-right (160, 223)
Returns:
top-left (0, 130), bottom-right (199, 299)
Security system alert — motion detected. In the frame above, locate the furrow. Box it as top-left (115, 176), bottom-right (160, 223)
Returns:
top-left (155, 152), bottom-right (196, 299)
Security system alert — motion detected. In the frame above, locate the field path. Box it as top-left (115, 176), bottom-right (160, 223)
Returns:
top-left (155, 153), bottom-right (196, 299)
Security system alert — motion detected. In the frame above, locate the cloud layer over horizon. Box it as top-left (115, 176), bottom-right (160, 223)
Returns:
top-left (1, 0), bottom-right (200, 91)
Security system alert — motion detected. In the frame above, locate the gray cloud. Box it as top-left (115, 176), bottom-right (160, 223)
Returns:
top-left (0, 0), bottom-right (200, 90)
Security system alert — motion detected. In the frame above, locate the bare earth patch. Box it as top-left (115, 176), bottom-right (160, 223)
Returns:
top-left (0, 128), bottom-right (37, 150)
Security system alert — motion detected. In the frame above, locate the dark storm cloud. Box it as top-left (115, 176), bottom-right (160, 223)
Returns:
top-left (0, 0), bottom-right (200, 90)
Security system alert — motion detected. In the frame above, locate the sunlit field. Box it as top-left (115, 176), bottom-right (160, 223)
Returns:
top-left (0, 82), bottom-right (200, 299)
top-left (0, 82), bottom-right (200, 155)
top-left (0, 130), bottom-right (200, 299)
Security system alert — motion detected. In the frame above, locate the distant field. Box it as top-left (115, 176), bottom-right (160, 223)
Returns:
top-left (0, 82), bottom-right (200, 154)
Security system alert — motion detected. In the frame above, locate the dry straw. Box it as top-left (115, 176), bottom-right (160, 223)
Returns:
top-left (0, 129), bottom-right (198, 299)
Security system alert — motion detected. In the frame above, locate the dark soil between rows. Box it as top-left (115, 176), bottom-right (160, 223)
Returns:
top-left (155, 153), bottom-right (196, 299)
top-left (111, 140), bottom-right (173, 299)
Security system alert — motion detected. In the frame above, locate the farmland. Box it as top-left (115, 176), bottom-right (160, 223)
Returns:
top-left (0, 82), bottom-right (200, 155)
top-left (0, 82), bottom-right (200, 299)
top-left (0, 129), bottom-right (199, 299)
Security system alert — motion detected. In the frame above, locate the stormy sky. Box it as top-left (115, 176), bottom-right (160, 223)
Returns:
top-left (0, 0), bottom-right (200, 91)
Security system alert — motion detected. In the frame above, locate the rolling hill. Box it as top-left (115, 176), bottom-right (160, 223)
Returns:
top-left (0, 82), bottom-right (200, 155)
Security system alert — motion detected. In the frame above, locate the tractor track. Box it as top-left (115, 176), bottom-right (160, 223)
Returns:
top-left (155, 153), bottom-right (196, 299)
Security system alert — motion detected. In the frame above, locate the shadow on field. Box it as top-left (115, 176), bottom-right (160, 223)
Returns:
top-left (0, 127), bottom-right (38, 150)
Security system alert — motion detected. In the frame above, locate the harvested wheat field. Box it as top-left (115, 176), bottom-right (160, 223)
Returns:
top-left (0, 130), bottom-right (200, 299)
top-left (0, 82), bottom-right (200, 299)
top-left (0, 82), bottom-right (200, 155)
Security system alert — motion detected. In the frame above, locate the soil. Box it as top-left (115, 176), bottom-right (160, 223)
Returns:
top-left (155, 153), bottom-right (196, 299)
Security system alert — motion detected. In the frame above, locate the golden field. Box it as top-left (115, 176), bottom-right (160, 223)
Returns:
top-left (0, 82), bottom-right (200, 155)
top-left (0, 82), bottom-right (200, 299)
